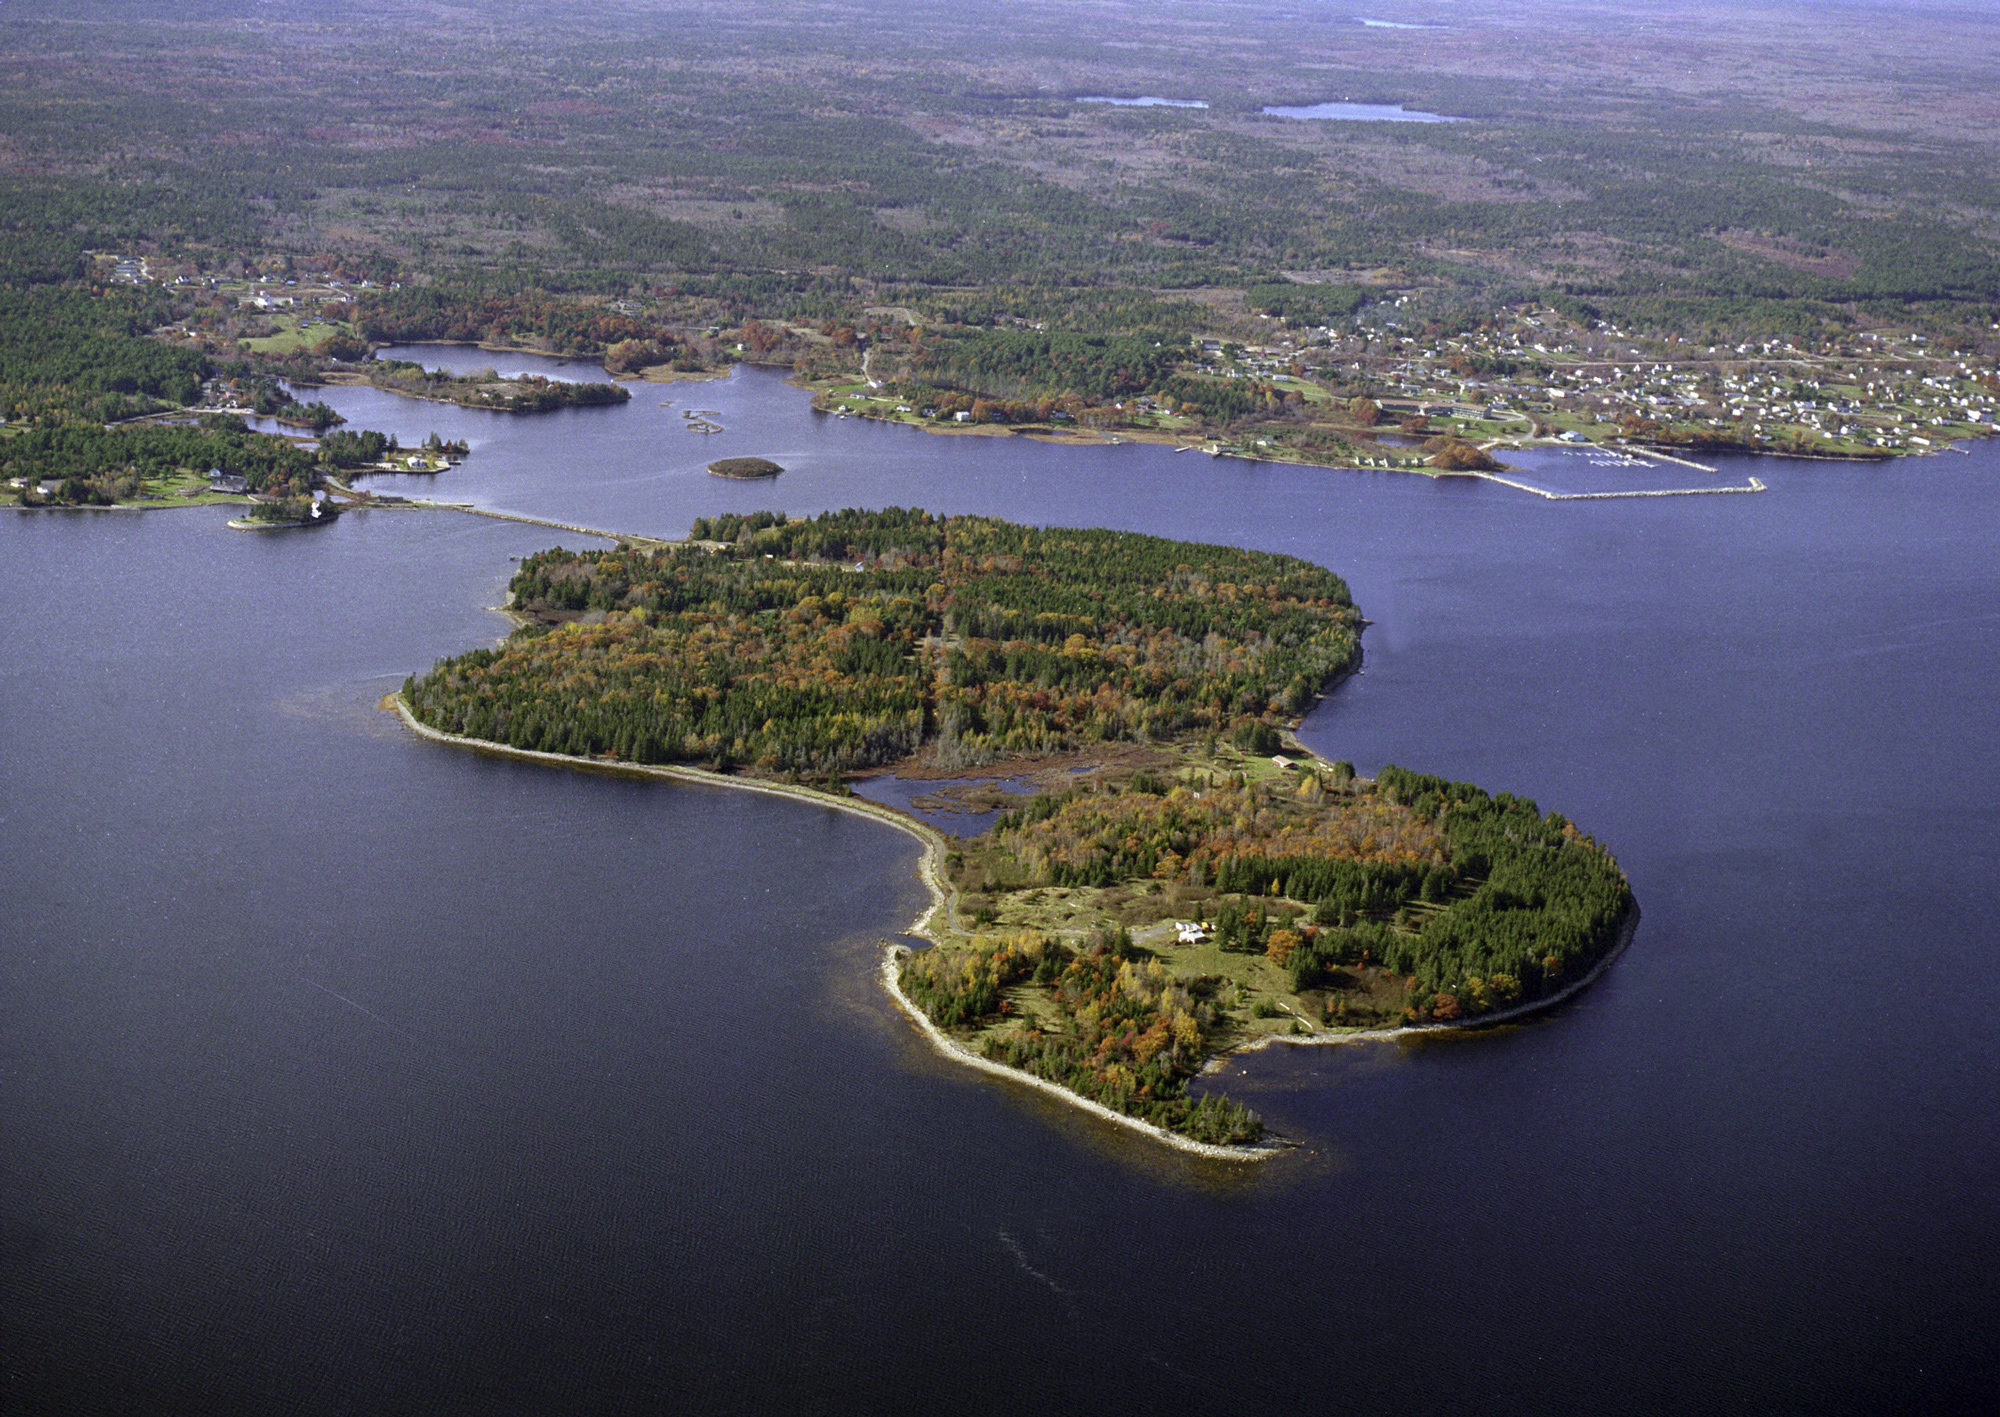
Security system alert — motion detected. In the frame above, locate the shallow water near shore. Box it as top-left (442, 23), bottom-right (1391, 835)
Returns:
top-left (5, 353), bottom-right (1998, 1412)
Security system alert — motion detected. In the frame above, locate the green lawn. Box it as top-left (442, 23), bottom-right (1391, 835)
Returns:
top-left (242, 317), bottom-right (354, 354)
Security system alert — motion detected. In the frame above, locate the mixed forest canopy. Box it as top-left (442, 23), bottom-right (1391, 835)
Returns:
top-left (914, 758), bottom-right (1632, 1144)
top-left (398, 506), bottom-right (1634, 1146)
top-left (402, 509), bottom-right (1362, 774)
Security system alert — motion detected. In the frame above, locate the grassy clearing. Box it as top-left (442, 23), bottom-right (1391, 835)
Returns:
top-left (936, 744), bottom-right (1423, 1048)
top-left (241, 316), bottom-right (355, 354)
top-left (9, 463), bottom-right (251, 509)
top-left (130, 466), bottom-right (252, 506)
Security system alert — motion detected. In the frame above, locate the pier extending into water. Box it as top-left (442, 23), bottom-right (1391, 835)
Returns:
top-left (1471, 472), bottom-right (1766, 501)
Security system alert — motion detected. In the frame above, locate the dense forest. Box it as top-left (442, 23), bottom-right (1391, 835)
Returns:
top-left (1245, 282), bottom-right (1367, 324)
top-left (0, 288), bottom-right (207, 423)
top-left (403, 509), bottom-right (1360, 774)
top-left (912, 331), bottom-right (1186, 401)
top-left (2, 2), bottom-right (1996, 342)
top-left (357, 284), bottom-right (709, 368)
top-left (3, 419), bottom-right (319, 508)
top-left (0, 0), bottom-right (1994, 492)
top-left (990, 775), bottom-right (1444, 889)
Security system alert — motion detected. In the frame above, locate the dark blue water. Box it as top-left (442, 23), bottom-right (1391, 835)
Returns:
top-left (1494, 444), bottom-right (1759, 495)
top-left (374, 342), bottom-right (604, 383)
top-left (4, 354), bottom-right (1996, 1413)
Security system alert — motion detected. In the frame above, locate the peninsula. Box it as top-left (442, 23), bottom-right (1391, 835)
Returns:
top-left (401, 510), bottom-right (1633, 1155)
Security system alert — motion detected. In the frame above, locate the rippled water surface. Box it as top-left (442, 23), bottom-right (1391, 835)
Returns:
top-left (5, 352), bottom-right (1996, 1413)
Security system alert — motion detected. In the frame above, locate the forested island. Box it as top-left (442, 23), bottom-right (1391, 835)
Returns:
top-left (402, 510), bottom-right (1632, 1151)
top-left (707, 456), bottom-right (784, 479)
top-left (323, 359), bottom-right (630, 413)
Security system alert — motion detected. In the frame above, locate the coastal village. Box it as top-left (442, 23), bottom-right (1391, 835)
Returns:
top-left (37, 251), bottom-right (2000, 488)
top-left (821, 301), bottom-right (2000, 467)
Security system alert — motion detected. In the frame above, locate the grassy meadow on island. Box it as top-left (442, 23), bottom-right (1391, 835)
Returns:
top-left (403, 510), bottom-right (1632, 1146)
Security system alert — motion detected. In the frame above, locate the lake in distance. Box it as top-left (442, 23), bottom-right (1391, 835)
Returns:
top-left (3, 352), bottom-right (1996, 1414)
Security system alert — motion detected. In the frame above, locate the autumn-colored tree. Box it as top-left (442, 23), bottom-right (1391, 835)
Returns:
top-left (1265, 929), bottom-right (1302, 967)
top-left (605, 338), bottom-right (667, 374)
top-left (1428, 440), bottom-right (1498, 472)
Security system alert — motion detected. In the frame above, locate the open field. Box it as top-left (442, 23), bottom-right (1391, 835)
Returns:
top-left (7, 462), bottom-right (252, 510)
top-left (240, 316), bottom-right (356, 356)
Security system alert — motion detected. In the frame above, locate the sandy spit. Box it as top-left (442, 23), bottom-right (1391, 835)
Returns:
top-left (390, 698), bottom-right (1632, 1160)
top-left (389, 697), bottom-right (1281, 1160)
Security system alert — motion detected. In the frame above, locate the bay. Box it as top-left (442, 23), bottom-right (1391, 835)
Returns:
top-left (5, 353), bottom-right (1996, 1413)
